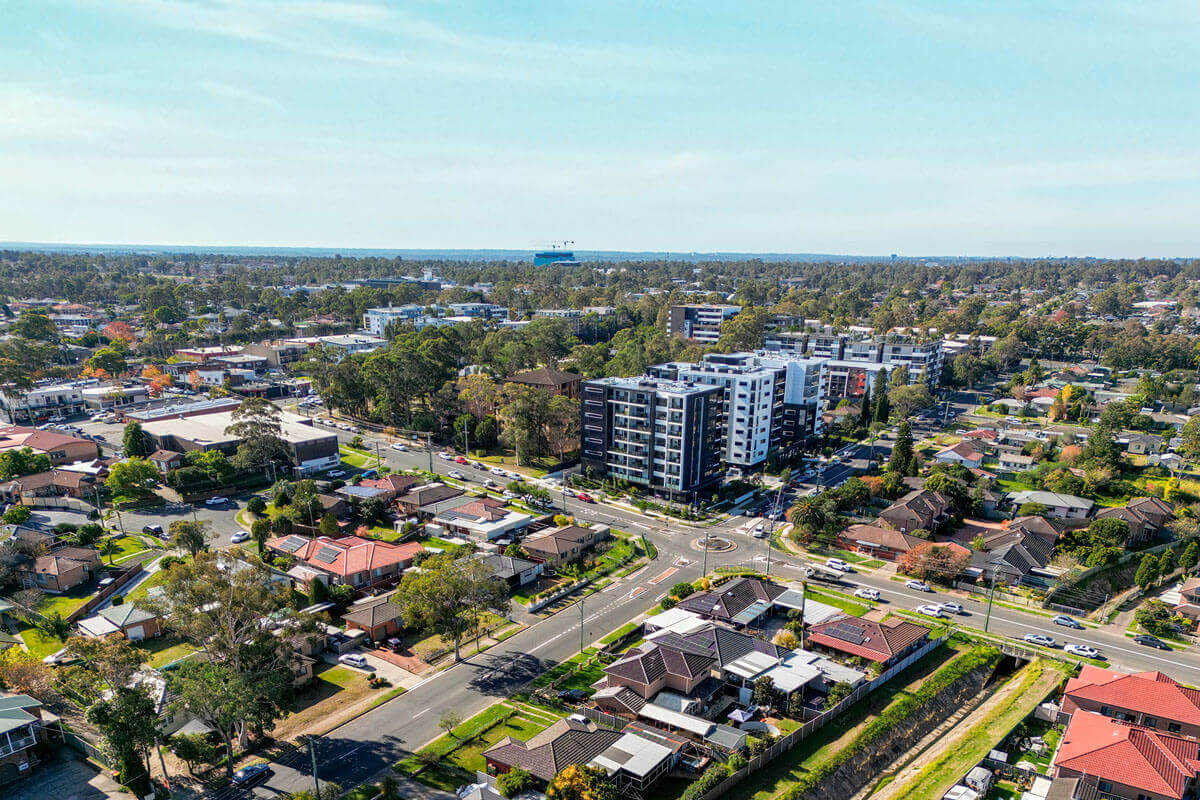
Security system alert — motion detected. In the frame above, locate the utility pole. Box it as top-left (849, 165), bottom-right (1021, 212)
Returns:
top-left (799, 579), bottom-right (807, 650)
top-left (156, 741), bottom-right (172, 799)
top-left (426, 432), bottom-right (433, 473)
top-left (702, 533), bottom-right (709, 577)
top-left (308, 735), bottom-right (320, 798)
top-left (983, 570), bottom-right (997, 633)
top-left (375, 440), bottom-right (381, 468)
top-left (578, 597), bottom-right (585, 654)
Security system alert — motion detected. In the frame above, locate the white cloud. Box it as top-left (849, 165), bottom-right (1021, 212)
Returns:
top-left (198, 80), bottom-right (280, 109)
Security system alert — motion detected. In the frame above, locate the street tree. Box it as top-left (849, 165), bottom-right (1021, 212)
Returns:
top-left (105, 457), bottom-right (160, 497)
top-left (122, 422), bottom-right (154, 458)
top-left (391, 553), bottom-right (510, 661)
top-left (887, 421), bottom-right (915, 476)
top-left (169, 519), bottom-right (214, 557)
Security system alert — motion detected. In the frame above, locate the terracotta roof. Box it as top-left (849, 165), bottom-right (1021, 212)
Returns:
top-left (840, 523), bottom-right (925, 554)
top-left (1055, 712), bottom-right (1200, 799)
top-left (937, 441), bottom-right (983, 460)
top-left (806, 615), bottom-right (930, 663)
top-left (267, 535), bottom-right (422, 578)
top-left (483, 717), bottom-right (621, 781)
top-left (359, 474), bottom-right (420, 495)
top-left (1064, 665), bottom-right (1200, 726)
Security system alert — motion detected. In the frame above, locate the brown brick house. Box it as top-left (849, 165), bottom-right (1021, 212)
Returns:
top-left (19, 547), bottom-right (100, 592)
top-left (878, 489), bottom-right (952, 534)
top-left (521, 524), bottom-right (610, 567)
top-left (1060, 665), bottom-right (1200, 739)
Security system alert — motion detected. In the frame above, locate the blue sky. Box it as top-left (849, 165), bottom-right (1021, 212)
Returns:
top-left (2, 0), bottom-right (1198, 256)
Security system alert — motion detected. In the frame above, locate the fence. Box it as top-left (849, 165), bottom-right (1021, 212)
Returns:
top-left (20, 495), bottom-right (94, 513)
top-left (577, 706), bottom-right (630, 731)
top-left (1044, 539), bottom-right (1182, 610)
top-left (66, 564), bottom-right (145, 623)
top-left (63, 730), bottom-right (108, 767)
top-left (528, 578), bottom-right (592, 613)
top-left (687, 636), bottom-right (945, 800)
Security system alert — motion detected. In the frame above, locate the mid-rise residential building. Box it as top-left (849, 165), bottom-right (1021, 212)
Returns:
top-left (0, 381), bottom-right (88, 423)
top-left (448, 302), bottom-right (508, 320)
top-left (580, 376), bottom-right (722, 501)
top-left (666, 304), bottom-right (742, 344)
top-left (363, 305), bottom-right (426, 336)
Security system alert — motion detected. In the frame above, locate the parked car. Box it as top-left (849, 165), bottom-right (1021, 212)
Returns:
top-left (1133, 633), bottom-right (1172, 650)
top-left (853, 587), bottom-right (880, 601)
top-left (232, 764), bottom-right (272, 786)
top-left (390, 442), bottom-right (408, 451)
top-left (491, 467), bottom-right (507, 476)
top-left (454, 456), bottom-right (468, 464)
top-left (205, 496), bottom-right (229, 507)
top-left (939, 602), bottom-right (965, 615)
top-left (916, 604), bottom-right (944, 618)
top-left (327, 469), bottom-right (347, 479)
top-left (1022, 633), bottom-right (1056, 648)
top-left (1064, 644), bottom-right (1101, 659)
top-left (231, 530), bottom-right (251, 544)
top-left (483, 479), bottom-right (499, 489)
top-left (1051, 615), bottom-right (1082, 629)
top-left (97, 576), bottom-right (116, 588)
top-left (557, 689), bottom-right (588, 702)
top-left (437, 451), bottom-right (454, 460)
top-left (338, 653), bottom-right (370, 669)
top-left (825, 558), bottom-right (852, 572)
top-left (905, 579), bottom-right (932, 592)
top-left (142, 524), bottom-right (164, 536)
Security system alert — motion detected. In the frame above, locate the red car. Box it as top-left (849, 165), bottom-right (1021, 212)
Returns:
top-left (575, 492), bottom-right (595, 503)
top-left (455, 456), bottom-right (468, 464)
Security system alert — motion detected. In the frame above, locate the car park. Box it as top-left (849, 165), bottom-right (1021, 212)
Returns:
top-left (338, 653), bottom-right (370, 669)
top-left (231, 531), bottom-right (250, 544)
top-left (232, 763), bottom-right (272, 786)
top-left (905, 579), bottom-right (932, 592)
top-left (939, 602), bottom-right (964, 615)
top-left (916, 604), bottom-right (944, 618)
top-left (1022, 634), bottom-right (1056, 647)
top-left (825, 558), bottom-right (852, 572)
top-left (853, 587), bottom-right (880, 601)
top-left (1064, 644), bottom-right (1101, 659)
top-left (1051, 615), bottom-right (1082, 629)
top-left (205, 496), bottom-right (229, 506)
top-left (1133, 633), bottom-right (1172, 650)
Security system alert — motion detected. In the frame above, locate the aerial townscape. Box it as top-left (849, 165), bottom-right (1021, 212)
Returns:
top-left (3, 4), bottom-right (1199, 800)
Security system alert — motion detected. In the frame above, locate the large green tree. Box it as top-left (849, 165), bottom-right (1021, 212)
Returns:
top-left (225, 397), bottom-right (291, 471)
top-left (122, 422), bottom-right (154, 458)
top-left (391, 553), bottom-right (509, 661)
top-left (87, 686), bottom-right (160, 796)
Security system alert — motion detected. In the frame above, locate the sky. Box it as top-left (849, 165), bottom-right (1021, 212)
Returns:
top-left (2, 0), bottom-right (1198, 257)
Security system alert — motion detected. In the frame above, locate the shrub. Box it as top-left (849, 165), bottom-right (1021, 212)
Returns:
top-left (246, 496), bottom-right (267, 515)
top-left (110, 595), bottom-right (124, 606)
top-left (670, 581), bottom-right (697, 599)
top-left (497, 767), bottom-right (534, 798)
top-left (681, 764), bottom-right (730, 800)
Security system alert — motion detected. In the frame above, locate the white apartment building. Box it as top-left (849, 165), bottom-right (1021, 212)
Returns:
top-left (0, 381), bottom-right (90, 423)
top-left (363, 305), bottom-right (426, 336)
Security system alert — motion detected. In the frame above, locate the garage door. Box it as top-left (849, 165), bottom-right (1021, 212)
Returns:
top-left (127, 625), bottom-right (144, 641)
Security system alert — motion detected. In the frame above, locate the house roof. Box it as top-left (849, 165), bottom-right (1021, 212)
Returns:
top-left (937, 441), bottom-right (983, 460)
top-left (1007, 490), bottom-right (1094, 511)
top-left (266, 535), bottom-right (422, 578)
top-left (479, 553), bottom-right (538, 580)
top-left (483, 717), bottom-right (621, 782)
top-left (840, 523), bottom-right (925, 554)
top-left (806, 615), bottom-right (930, 663)
top-left (342, 597), bottom-right (405, 628)
top-left (0, 694), bottom-right (42, 736)
top-left (676, 577), bottom-right (786, 622)
top-left (359, 474), bottom-right (420, 495)
top-left (507, 367), bottom-right (582, 388)
top-left (397, 483), bottom-right (463, 507)
top-left (26, 552), bottom-right (93, 576)
top-left (522, 525), bottom-right (599, 556)
top-left (1064, 666), bottom-right (1200, 726)
top-left (148, 449), bottom-right (184, 462)
top-left (1055, 711), bottom-right (1200, 799)
top-left (97, 603), bottom-right (157, 628)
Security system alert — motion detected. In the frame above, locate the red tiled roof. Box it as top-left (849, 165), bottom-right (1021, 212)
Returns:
top-left (1065, 665), bottom-right (1200, 726)
top-left (267, 535), bottom-right (422, 577)
top-left (806, 616), bottom-right (930, 663)
top-left (1055, 712), bottom-right (1200, 799)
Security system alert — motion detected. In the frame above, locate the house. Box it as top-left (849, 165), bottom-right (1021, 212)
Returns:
top-left (433, 498), bottom-right (533, 541)
top-left (1053, 711), bottom-right (1200, 800)
top-left (267, 535), bottom-right (423, 589)
top-left (520, 524), bottom-right (610, 567)
top-left (676, 577), bottom-right (786, 627)
top-left (478, 553), bottom-right (543, 588)
top-left (934, 442), bottom-right (984, 469)
top-left (18, 547), bottom-right (100, 592)
top-left (148, 449), bottom-right (185, 474)
top-left (1121, 432), bottom-right (1164, 455)
top-left (878, 490), bottom-right (953, 535)
top-left (997, 453), bottom-right (1035, 473)
top-left (805, 615), bottom-right (931, 665)
top-left (484, 717), bottom-right (622, 783)
top-left (1129, 496), bottom-right (1175, 531)
top-left (0, 693), bottom-right (54, 785)
top-left (1093, 504), bottom-right (1162, 547)
top-left (505, 367), bottom-right (582, 400)
top-left (395, 483), bottom-right (464, 517)
top-left (358, 474), bottom-right (421, 501)
top-left (1061, 666), bottom-right (1200, 739)
top-left (1007, 490), bottom-right (1094, 520)
top-left (589, 730), bottom-right (678, 796)
top-left (835, 523), bottom-right (927, 562)
top-left (342, 594), bottom-right (405, 642)
top-left (955, 516), bottom-right (1061, 583)
top-left (0, 426), bottom-right (100, 466)
top-left (77, 603), bottom-right (162, 641)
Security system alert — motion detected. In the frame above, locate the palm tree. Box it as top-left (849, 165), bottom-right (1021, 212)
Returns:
top-left (99, 536), bottom-right (120, 565)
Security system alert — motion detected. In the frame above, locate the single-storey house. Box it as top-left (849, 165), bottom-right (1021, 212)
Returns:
top-left (1007, 490), bottom-right (1094, 520)
top-left (342, 595), bottom-right (406, 642)
top-left (934, 442), bottom-right (984, 469)
top-left (835, 523), bottom-right (927, 561)
top-left (434, 498), bottom-right (532, 541)
top-left (395, 483), bottom-right (465, 517)
top-left (478, 553), bottom-right (543, 588)
top-left (521, 524), bottom-right (610, 567)
top-left (806, 615), bottom-right (931, 666)
top-left (77, 603), bottom-right (162, 641)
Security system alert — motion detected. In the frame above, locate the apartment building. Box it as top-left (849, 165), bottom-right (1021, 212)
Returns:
top-left (448, 302), bottom-right (508, 320)
top-left (666, 304), bottom-right (742, 344)
top-left (0, 381), bottom-right (89, 423)
top-left (760, 333), bottom-right (944, 386)
top-left (362, 305), bottom-right (426, 336)
top-left (580, 377), bottom-right (722, 501)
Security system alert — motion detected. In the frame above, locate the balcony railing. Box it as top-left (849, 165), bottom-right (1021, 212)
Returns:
top-left (0, 733), bottom-right (37, 757)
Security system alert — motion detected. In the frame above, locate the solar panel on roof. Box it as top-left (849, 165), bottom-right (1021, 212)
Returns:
top-left (313, 546), bottom-right (341, 564)
top-left (826, 622), bottom-right (867, 645)
top-left (279, 536), bottom-right (306, 553)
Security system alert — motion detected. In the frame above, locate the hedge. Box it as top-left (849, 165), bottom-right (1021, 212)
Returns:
top-left (682, 764), bottom-right (731, 800)
top-left (779, 645), bottom-right (1000, 799)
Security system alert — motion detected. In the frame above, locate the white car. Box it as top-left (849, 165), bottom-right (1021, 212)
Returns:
top-left (1023, 633), bottom-right (1056, 648)
top-left (483, 479), bottom-right (499, 489)
top-left (490, 467), bottom-right (507, 476)
top-left (916, 604), bottom-right (944, 618)
top-left (506, 470), bottom-right (521, 479)
top-left (205, 496), bottom-right (229, 507)
top-left (231, 531), bottom-right (250, 544)
top-left (825, 558), bottom-right (853, 573)
top-left (752, 525), bottom-right (767, 539)
top-left (853, 587), bottom-right (880, 601)
top-left (1064, 644), bottom-right (1101, 659)
top-left (390, 443), bottom-right (408, 451)
top-left (437, 451), bottom-right (454, 461)
top-left (338, 653), bottom-right (370, 669)
top-left (447, 470), bottom-right (466, 480)
top-left (939, 602), bottom-right (964, 615)
top-left (905, 579), bottom-right (932, 592)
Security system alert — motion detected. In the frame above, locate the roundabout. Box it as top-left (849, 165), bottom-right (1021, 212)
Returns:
top-left (690, 534), bottom-right (736, 553)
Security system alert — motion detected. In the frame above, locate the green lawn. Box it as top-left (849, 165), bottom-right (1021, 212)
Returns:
top-left (316, 665), bottom-right (362, 690)
top-left (135, 636), bottom-right (197, 668)
top-left (805, 587), bottom-right (870, 617)
top-left (36, 584), bottom-right (96, 618)
top-left (18, 626), bottom-right (66, 660)
top-left (105, 535), bottom-right (155, 564)
top-left (339, 446), bottom-right (378, 469)
top-left (125, 566), bottom-right (173, 602)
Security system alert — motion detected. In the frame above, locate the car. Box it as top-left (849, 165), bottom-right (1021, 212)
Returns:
top-left (232, 763), bottom-right (272, 786)
top-left (231, 530), bottom-right (251, 544)
top-left (390, 442), bottom-right (408, 451)
top-left (361, 469), bottom-right (378, 479)
top-left (752, 525), bottom-right (767, 539)
top-left (338, 653), bottom-right (370, 669)
top-left (205, 496), bottom-right (229, 506)
top-left (502, 491), bottom-right (519, 500)
top-left (575, 493), bottom-right (595, 503)
top-left (557, 689), bottom-right (588, 702)
top-left (905, 579), bottom-right (932, 592)
top-left (1133, 633), bottom-right (1172, 650)
top-left (490, 467), bottom-right (507, 476)
top-left (437, 451), bottom-right (453, 460)
top-left (447, 470), bottom-right (466, 480)
top-left (1064, 644), bottom-right (1101, 659)
top-left (384, 637), bottom-right (403, 652)
top-left (142, 524), bottom-right (164, 536)
top-left (455, 456), bottom-right (468, 464)
top-left (825, 558), bottom-right (853, 573)
top-left (506, 470), bottom-right (521, 479)
top-left (916, 604), bottom-right (944, 618)
top-left (483, 478), bottom-right (499, 488)
top-left (97, 576), bottom-right (116, 588)
top-left (1051, 615), bottom-right (1082, 629)
top-left (1022, 634), bottom-right (1056, 647)
top-left (939, 602), bottom-right (964, 615)
top-left (327, 469), bottom-right (347, 479)
top-left (853, 587), bottom-right (880, 601)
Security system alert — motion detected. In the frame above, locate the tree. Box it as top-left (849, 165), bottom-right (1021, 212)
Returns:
top-left (122, 422), bottom-right (154, 458)
top-left (0, 647), bottom-right (57, 700)
top-left (105, 457), bottom-right (160, 497)
top-left (546, 394), bottom-right (582, 463)
top-left (497, 766), bottom-right (535, 798)
top-left (888, 421), bottom-right (915, 476)
top-left (456, 374), bottom-right (502, 419)
top-left (251, 518), bottom-right (272, 554)
top-left (1182, 416), bottom-right (1200, 461)
top-left (169, 520), bottom-right (213, 557)
top-left (102, 321), bottom-right (137, 345)
top-left (751, 675), bottom-right (776, 709)
top-left (1160, 548), bottom-right (1177, 577)
top-left (888, 384), bottom-right (934, 419)
top-left (498, 384), bottom-right (554, 465)
top-left (66, 635), bottom-right (143, 691)
top-left (15, 312), bottom-right (57, 341)
top-left (1181, 541), bottom-right (1199, 574)
top-left (87, 686), bottom-right (160, 796)
top-left (2, 504), bottom-right (31, 524)
top-left (0, 448), bottom-right (52, 480)
top-left (823, 680), bottom-right (854, 710)
top-left (438, 710), bottom-right (463, 737)
top-left (319, 513), bottom-right (340, 537)
top-left (225, 397), bottom-right (291, 471)
top-left (951, 353), bottom-right (983, 389)
top-left (717, 307), bottom-right (771, 351)
top-left (246, 496), bottom-right (267, 515)
top-left (546, 764), bottom-right (617, 800)
top-left (88, 347), bottom-right (128, 376)
top-left (872, 370), bottom-right (890, 423)
top-left (787, 497), bottom-right (826, 543)
top-left (1135, 552), bottom-right (1161, 590)
top-left (391, 553), bottom-right (510, 661)
top-left (1134, 599), bottom-right (1177, 637)
top-left (671, 581), bottom-right (697, 599)
top-left (170, 732), bottom-right (220, 776)
top-left (898, 542), bottom-right (969, 583)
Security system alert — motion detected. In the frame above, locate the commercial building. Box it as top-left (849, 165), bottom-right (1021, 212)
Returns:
top-left (0, 381), bottom-right (88, 423)
top-left (580, 376), bottom-right (722, 501)
top-left (141, 409), bottom-right (339, 474)
top-left (666, 304), bottom-right (742, 344)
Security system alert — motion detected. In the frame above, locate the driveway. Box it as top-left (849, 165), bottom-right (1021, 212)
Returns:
top-left (7, 750), bottom-right (135, 800)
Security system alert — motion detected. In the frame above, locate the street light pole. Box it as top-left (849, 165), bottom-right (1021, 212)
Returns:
top-left (984, 570), bottom-right (997, 633)
top-left (578, 597), bottom-right (585, 654)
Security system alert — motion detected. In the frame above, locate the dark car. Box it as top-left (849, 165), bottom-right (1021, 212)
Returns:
top-left (142, 524), bottom-right (164, 536)
top-left (231, 763), bottom-right (272, 785)
top-left (557, 689), bottom-right (588, 702)
top-left (1133, 634), bottom-right (1172, 650)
